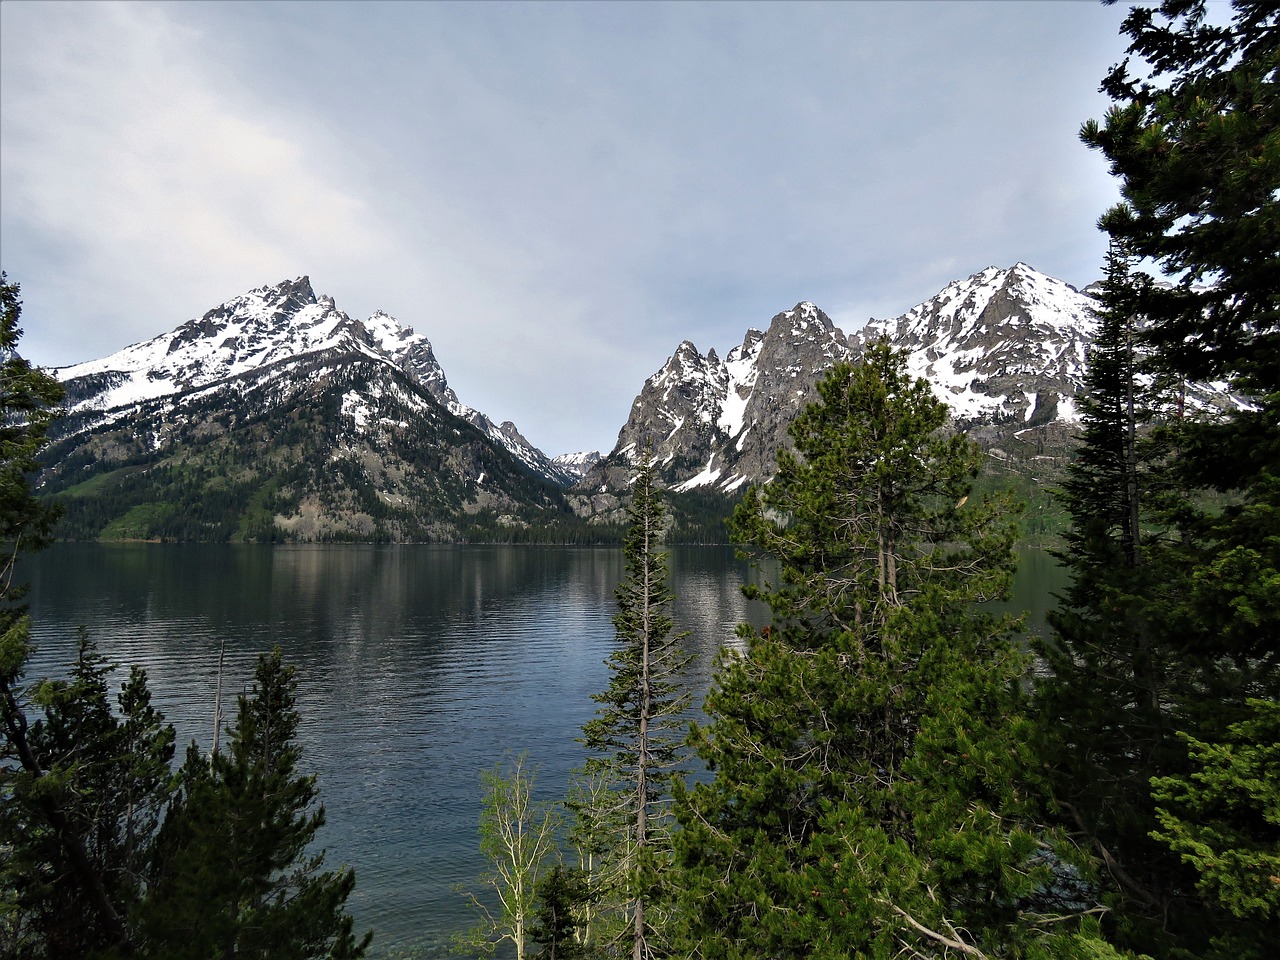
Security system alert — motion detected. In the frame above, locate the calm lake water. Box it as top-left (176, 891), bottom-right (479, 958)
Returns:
top-left (19, 543), bottom-right (1064, 957)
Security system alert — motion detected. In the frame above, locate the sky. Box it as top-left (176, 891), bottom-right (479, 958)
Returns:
top-left (1, 0), bottom-right (1137, 457)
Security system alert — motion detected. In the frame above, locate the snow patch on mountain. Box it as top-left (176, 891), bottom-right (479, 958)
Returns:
top-left (54, 276), bottom-right (571, 486)
top-left (860, 263), bottom-right (1099, 424)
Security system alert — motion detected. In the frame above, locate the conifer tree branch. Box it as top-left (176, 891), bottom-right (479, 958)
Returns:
top-left (883, 900), bottom-right (989, 960)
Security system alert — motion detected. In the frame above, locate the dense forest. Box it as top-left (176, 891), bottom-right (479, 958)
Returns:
top-left (3, 2), bottom-right (1277, 958)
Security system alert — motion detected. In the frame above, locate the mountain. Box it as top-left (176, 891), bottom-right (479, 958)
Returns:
top-left (552, 450), bottom-right (602, 481)
top-left (43, 277), bottom-right (576, 541)
top-left (859, 263), bottom-right (1096, 426)
top-left (581, 262), bottom-right (1247, 499)
top-left (576, 302), bottom-right (852, 500)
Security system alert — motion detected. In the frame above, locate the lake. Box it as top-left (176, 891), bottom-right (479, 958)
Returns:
top-left (18, 543), bottom-right (1065, 957)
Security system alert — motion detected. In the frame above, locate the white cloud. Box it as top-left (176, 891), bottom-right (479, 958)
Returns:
top-left (2, 0), bottom-right (1134, 457)
top-left (1, 1), bottom-right (400, 355)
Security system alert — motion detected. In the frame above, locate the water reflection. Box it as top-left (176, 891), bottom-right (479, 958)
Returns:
top-left (21, 544), bottom-right (766, 956)
top-left (19, 542), bottom-right (1059, 956)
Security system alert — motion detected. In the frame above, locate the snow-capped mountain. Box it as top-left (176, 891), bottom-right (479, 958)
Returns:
top-left (587, 262), bottom-right (1251, 498)
top-left (55, 276), bottom-right (572, 484)
top-left (581, 264), bottom-right (1130, 496)
top-left (44, 278), bottom-right (578, 542)
top-left (552, 450), bottom-right (602, 481)
top-left (858, 263), bottom-right (1096, 426)
top-left (577, 301), bottom-right (851, 496)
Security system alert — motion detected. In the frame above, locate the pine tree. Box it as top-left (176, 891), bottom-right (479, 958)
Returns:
top-left (530, 865), bottom-right (589, 960)
top-left (1034, 243), bottom-right (1198, 950)
top-left (1082, 1), bottom-right (1280, 420)
top-left (1060, 3), bottom-right (1280, 954)
top-left (0, 273), bottom-right (64, 578)
top-left (1150, 697), bottom-right (1280, 959)
top-left (670, 344), bottom-right (1115, 960)
top-left (0, 274), bottom-right (168, 959)
top-left (1, 634), bottom-right (176, 959)
top-left (576, 448), bottom-right (690, 960)
top-left (141, 648), bottom-right (370, 959)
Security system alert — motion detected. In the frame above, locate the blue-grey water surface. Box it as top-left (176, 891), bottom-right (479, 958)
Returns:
top-left (19, 543), bottom-right (1062, 957)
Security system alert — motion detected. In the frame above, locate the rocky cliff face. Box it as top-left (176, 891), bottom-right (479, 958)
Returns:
top-left (45, 278), bottom-right (573, 541)
top-left (576, 302), bottom-right (851, 499)
top-left (729, 302), bottom-right (852, 484)
top-left (583, 263), bottom-right (1227, 499)
top-left (56, 276), bottom-right (574, 486)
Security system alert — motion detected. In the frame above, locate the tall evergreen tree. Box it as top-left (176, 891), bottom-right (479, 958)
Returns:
top-left (0, 274), bottom-right (169, 959)
top-left (529, 865), bottom-right (589, 960)
top-left (0, 273), bottom-right (63, 577)
top-left (1035, 242), bottom-right (1198, 950)
top-left (576, 448), bottom-right (691, 959)
top-left (1052, 2), bottom-right (1280, 954)
top-left (670, 345), bottom-right (1114, 960)
top-left (141, 648), bottom-right (370, 959)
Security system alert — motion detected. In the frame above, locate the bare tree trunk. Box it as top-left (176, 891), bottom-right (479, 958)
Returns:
top-left (212, 638), bottom-right (226, 755)
top-left (634, 507), bottom-right (652, 960)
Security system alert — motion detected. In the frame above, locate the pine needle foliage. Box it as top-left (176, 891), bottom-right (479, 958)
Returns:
top-left (670, 344), bottom-right (1117, 960)
top-left (576, 447), bottom-right (692, 959)
top-left (142, 648), bottom-right (370, 959)
top-left (1054, 3), bottom-right (1280, 954)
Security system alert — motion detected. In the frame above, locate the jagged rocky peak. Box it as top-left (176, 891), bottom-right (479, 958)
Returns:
top-left (589, 266), bottom-right (1125, 498)
top-left (553, 450), bottom-right (601, 481)
top-left (722, 301), bottom-right (852, 486)
top-left (576, 298), bottom-right (855, 499)
top-left (728, 328), bottom-right (765, 363)
top-left (52, 276), bottom-right (572, 489)
top-left (862, 262), bottom-right (1098, 424)
top-left (261, 274), bottom-right (316, 302)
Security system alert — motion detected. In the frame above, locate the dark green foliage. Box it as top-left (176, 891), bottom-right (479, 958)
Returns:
top-left (1082, 1), bottom-right (1280, 406)
top-left (42, 356), bottom-right (576, 543)
top-left (671, 345), bottom-right (1111, 959)
top-left (141, 647), bottom-right (371, 959)
top-left (1042, 2), bottom-right (1280, 955)
top-left (1035, 244), bottom-right (1197, 952)
top-left (530, 865), bottom-right (589, 960)
top-left (0, 274), bottom-right (65, 562)
top-left (0, 273), bottom-right (64, 638)
top-left (1150, 697), bottom-right (1280, 951)
top-left (576, 449), bottom-right (691, 957)
top-left (1, 634), bottom-right (175, 959)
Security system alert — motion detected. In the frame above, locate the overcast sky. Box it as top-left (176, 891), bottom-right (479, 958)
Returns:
top-left (1, 0), bottom-right (1135, 456)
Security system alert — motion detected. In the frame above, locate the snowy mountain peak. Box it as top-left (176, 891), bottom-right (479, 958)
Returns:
top-left (54, 278), bottom-right (570, 487)
top-left (251, 274), bottom-right (316, 305)
top-left (580, 295), bottom-right (853, 496)
top-left (860, 263), bottom-right (1099, 424)
top-left (553, 450), bottom-right (602, 481)
top-left (727, 329), bottom-right (765, 364)
top-left (589, 264), bottom-right (1122, 496)
top-left (771, 301), bottom-right (835, 339)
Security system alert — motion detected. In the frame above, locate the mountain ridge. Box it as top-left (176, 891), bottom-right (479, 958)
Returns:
top-left (43, 278), bottom-right (581, 542)
top-left (578, 262), bottom-right (1250, 500)
top-left (54, 276), bottom-right (575, 486)
top-left (41, 263), bottom-right (1253, 542)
